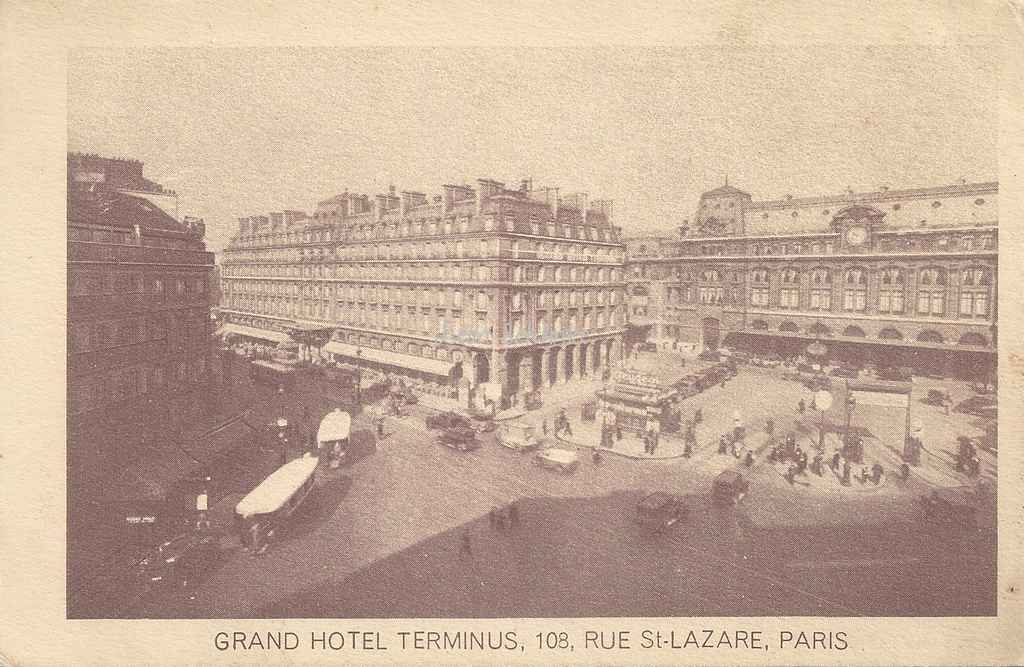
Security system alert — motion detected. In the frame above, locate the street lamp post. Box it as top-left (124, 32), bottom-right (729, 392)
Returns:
top-left (276, 416), bottom-right (289, 464)
top-left (355, 348), bottom-right (362, 407)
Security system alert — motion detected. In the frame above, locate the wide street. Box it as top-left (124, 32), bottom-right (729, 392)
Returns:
top-left (124, 353), bottom-right (997, 619)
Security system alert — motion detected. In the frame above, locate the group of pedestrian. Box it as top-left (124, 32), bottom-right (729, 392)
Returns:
top-left (643, 423), bottom-right (660, 455)
top-left (487, 501), bottom-right (521, 531)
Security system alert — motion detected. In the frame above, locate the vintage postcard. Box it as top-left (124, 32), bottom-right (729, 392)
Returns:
top-left (1, 1), bottom-right (1022, 665)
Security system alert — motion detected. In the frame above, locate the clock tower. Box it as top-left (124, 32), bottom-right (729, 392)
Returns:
top-left (831, 205), bottom-right (885, 252)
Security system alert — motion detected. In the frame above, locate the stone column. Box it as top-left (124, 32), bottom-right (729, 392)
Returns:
top-left (518, 355), bottom-right (533, 401)
top-left (540, 348), bottom-right (551, 389)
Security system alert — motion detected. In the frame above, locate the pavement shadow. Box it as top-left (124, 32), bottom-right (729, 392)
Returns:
top-left (251, 486), bottom-right (996, 619)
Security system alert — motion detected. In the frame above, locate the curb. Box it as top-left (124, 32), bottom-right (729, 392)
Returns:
top-left (553, 432), bottom-right (687, 461)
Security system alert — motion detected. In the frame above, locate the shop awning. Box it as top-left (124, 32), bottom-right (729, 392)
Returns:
top-left (738, 329), bottom-right (993, 353)
top-left (323, 341), bottom-right (456, 377)
top-left (219, 323), bottom-right (291, 344)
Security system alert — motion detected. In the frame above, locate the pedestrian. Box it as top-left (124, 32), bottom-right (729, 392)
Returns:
top-left (786, 465), bottom-right (796, 485)
top-left (461, 530), bottom-right (472, 555)
top-left (899, 462), bottom-right (910, 481)
top-left (509, 502), bottom-right (520, 527)
top-left (683, 441), bottom-right (692, 458)
top-left (615, 424), bottom-right (623, 441)
top-left (765, 418), bottom-right (775, 437)
top-left (489, 507), bottom-right (498, 529)
top-left (592, 448), bottom-right (603, 465)
top-left (542, 419), bottom-right (548, 436)
top-left (943, 392), bottom-right (952, 416)
top-left (832, 451), bottom-right (841, 471)
top-left (798, 399), bottom-right (806, 414)
top-left (745, 451), bottom-right (754, 467)
top-left (719, 434), bottom-right (728, 455)
top-left (871, 462), bottom-right (883, 485)
top-left (731, 439), bottom-right (739, 458)
top-left (694, 408), bottom-right (702, 424)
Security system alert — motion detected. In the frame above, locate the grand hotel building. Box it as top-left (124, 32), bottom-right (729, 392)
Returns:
top-left (219, 179), bottom-right (627, 404)
top-left (625, 179), bottom-right (998, 374)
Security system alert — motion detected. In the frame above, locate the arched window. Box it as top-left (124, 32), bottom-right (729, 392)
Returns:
top-left (842, 325), bottom-right (866, 338)
top-left (958, 332), bottom-right (987, 347)
top-left (917, 330), bottom-right (944, 344)
top-left (878, 327), bottom-right (903, 340)
top-left (779, 321), bottom-right (799, 333)
top-left (809, 322), bottom-right (832, 337)
top-left (878, 267), bottom-right (905, 313)
top-left (959, 267), bottom-right (991, 318)
top-left (809, 268), bottom-right (832, 311)
top-left (780, 268), bottom-right (800, 309)
top-left (699, 269), bottom-right (721, 282)
top-left (917, 267), bottom-right (946, 315)
top-left (750, 319), bottom-right (769, 330)
top-left (843, 268), bottom-right (867, 312)
top-left (750, 267), bottom-right (770, 306)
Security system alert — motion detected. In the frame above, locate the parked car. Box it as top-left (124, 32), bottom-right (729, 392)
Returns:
top-left (955, 395), bottom-right (997, 418)
top-left (436, 426), bottom-right (480, 452)
top-left (497, 422), bottom-right (543, 453)
top-left (426, 410), bottom-right (471, 431)
top-left (920, 486), bottom-right (978, 530)
top-left (134, 532), bottom-right (221, 592)
top-left (637, 342), bottom-right (659, 353)
top-left (877, 366), bottom-right (914, 382)
top-left (711, 470), bottom-right (749, 506)
top-left (698, 349), bottom-right (721, 362)
top-left (636, 492), bottom-right (688, 533)
top-left (532, 447), bottom-right (580, 474)
top-left (829, 365), bottom-right (859, 379)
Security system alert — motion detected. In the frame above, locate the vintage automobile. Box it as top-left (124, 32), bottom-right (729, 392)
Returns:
top-left (636, 492), bottom-right (688, 533)
top-left (524, 389), bottom-right (543, 411)
top-left (637, 342), bottom-right (659, 353)
top-left (829, 364), bottom-right (860, 379)
top-left (954, 436), bottom-right (982, 476)
top-left (436, 425), bottom-right (481, 452)
top-left (711, 470), bottom-right (750, 506)
top-left (955, 395), bottom-right (997, 418)
top-left (697, 349), bottom-right (721, 362)
top-left (135, 531), bottom-right (221, 592)
top-left (532, 447), bottom-right (580, 474)
top-left (497, 421), bottom-right (543, 453)
top-left (877, 366), bottom-right (914, 382)
top-left (920, 486), bottom-right (978, 529)
top-left (425, 410), bottom-right (472, 431)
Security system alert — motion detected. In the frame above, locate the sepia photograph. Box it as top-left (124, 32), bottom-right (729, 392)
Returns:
top-left (62, 44), bottom-right (1003, 622)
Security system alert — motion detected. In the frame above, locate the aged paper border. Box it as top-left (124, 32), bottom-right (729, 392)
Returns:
top-left (1, 1), bottom-right (1022, 665)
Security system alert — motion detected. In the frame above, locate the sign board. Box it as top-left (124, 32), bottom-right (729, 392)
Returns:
top-left (615, 370), bottom-right (660, 389)
top-left (850, 390), bottom-right (910, 408)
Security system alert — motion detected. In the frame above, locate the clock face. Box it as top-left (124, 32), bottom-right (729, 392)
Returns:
top-left (846, 226), bottom-right (868, 246)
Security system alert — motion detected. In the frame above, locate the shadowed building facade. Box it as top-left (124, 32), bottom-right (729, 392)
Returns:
top-left (219, 179), bottom-right (627, 406)
top-left (625, 180), bottom-right (997, 375)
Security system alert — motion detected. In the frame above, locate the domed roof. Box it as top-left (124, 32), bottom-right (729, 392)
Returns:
top-left (702, 184), bottom-right (750, 198)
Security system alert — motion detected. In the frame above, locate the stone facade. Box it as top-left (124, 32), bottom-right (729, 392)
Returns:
top-left (220, 179), bottom-right (628, 404)
top-left (67, 154), bottom-right (215, 418)
top-left (626, 180), bottom-right (998, 371)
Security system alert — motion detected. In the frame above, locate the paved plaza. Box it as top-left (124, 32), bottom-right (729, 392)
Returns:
top-left (60, 351), bottom-right (998, 619)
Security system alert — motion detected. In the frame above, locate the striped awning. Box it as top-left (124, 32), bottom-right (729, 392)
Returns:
top-left (323, 341), bottom-right (456, 377)
top-left (219, 323), bottom-right (291, 344)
